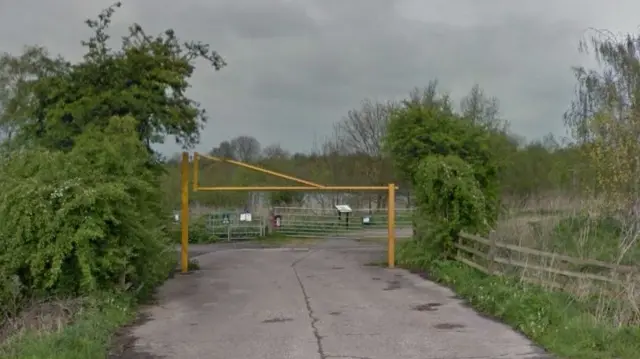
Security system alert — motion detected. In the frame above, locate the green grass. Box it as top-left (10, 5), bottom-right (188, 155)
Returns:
top-left (396, 240), bottom-right (640, 359)
top-left (0, 294), bottom-right (137, 359)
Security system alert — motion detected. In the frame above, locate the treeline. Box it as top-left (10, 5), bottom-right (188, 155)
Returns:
top-left (162, 83), bottom-right (589, 210)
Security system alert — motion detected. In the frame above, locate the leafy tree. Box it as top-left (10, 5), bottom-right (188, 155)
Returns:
top-left (385, 83), bottom-right (498, 258)
top-left (460, 84), bottom-right (504, 131)
top-left (0, 47), bottom-right (68, 149)
top-left (0, 2), bottom-right (227, 313)
top-left (229, 135), bottom-right (262, 162)
top-left (565, 29), bottom-right (640, 212)
top-left (210, 140), bottom-right (236, 159)
top-left (1, 2), bottom-right (226, 153)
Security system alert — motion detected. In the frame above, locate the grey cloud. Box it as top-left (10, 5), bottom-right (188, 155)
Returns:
top-left (1, 0), bottom-right (639, 155)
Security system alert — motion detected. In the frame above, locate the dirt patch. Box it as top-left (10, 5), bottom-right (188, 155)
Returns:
top-left (0, 298), bottom-right (85, 344)
top-left (108, 312), bottom-right (163, 359)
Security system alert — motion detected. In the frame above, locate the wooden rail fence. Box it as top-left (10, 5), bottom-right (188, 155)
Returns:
top-left (455, 231), bottom-right (638, 291)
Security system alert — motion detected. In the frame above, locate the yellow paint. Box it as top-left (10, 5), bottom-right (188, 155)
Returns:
top-left (192, 152), bottom-right (199, 191)
top-left (387, 183), bottom-right (396, 268)
top-left (183, 152), bottom-right (400, 269)
top-left (197, 152), bottom-right (325, 188)
top-left (196, 185), bottom-right (390, 191)
top-left (180, 152), bottom-right (190, 274)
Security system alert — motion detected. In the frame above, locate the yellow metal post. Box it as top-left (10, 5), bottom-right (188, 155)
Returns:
top-left (192, 152), bottom-right (200, 191)
top-left (387, 183), bottom-right (396, 268)
top-left (180, 152), bottom-right (190, 274)
top-left (196, 185), bottom-right (389, 191)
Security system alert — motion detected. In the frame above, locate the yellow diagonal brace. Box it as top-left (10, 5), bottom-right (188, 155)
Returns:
top-left (197, 152), bottom-right (326, 188)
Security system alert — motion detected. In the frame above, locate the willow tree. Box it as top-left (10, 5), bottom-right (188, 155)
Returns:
top-left (564, 29), bottom-right (640, 213)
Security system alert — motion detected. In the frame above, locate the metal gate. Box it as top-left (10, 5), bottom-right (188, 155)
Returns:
top-left (204, 210), bottom-right (266, 241)
top-left (271, 206), bottom-right (414, 239)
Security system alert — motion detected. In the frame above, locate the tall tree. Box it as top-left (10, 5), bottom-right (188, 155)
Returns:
top-left (210, 140), bottom-right (235, 159)
top-left (460, 84), bottom-right (506, 132)
top-left (564, 29), bottom-right (640, 210)
top-left (0, 47), bottom-right (68, 148)
top-left (1, 2), bottom-right (226, 153)
top-left (336, 99), bottom-right (397, 208)
top-left (230, 135), bottom-right (261, 162)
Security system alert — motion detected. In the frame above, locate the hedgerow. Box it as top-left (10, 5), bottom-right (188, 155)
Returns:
top-left (0, 117), bottom-right (175, 314)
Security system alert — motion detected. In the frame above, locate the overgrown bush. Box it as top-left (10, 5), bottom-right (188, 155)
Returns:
top-left (412, 155), bottom-right (488, 258)
top-left (0, 117), bottom-right (175, 314)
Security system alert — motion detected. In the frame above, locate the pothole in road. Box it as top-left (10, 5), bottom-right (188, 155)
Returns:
top-left (412, 302), bottom-right (442, 312)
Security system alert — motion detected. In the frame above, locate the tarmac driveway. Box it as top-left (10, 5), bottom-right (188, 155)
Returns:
top-left (120, 240), bottom-right (550, 359)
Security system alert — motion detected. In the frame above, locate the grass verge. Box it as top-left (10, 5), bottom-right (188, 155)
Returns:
top-left (396, 241), bottom-right (640, 359)
top-left (0, 293), bottom-right (136, 359)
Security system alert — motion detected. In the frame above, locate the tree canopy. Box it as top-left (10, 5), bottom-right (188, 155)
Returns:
top-left (0, 2), bottom-right (225, 154)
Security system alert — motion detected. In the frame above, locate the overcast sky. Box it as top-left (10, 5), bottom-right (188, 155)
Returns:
top-left (1, 0), bottom-right (639, 155)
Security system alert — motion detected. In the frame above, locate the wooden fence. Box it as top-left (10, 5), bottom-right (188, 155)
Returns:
top-left (455, 231), bottom-right (638, 292)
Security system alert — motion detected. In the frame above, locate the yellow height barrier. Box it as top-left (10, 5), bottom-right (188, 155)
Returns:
top-left (180, 152), bottom-right (397, 273)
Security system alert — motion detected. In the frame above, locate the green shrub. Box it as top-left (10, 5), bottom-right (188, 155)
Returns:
top-left (412, 155), bottom-right (488, 258)
top-left (384, 89), bottom-right (498, 260)
top-left (384, 95), bottom-right (500, 226)
top-left (0, 117), bottom-right (175, 313)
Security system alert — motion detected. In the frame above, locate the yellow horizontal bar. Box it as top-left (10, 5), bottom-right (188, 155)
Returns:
top-left (197, 152), bottom-right (325, 188)
top-left (197, 185), bottom-right (392, 191)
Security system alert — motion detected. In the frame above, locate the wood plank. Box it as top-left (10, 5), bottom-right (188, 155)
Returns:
top-left (458, 231), bottom-right (637, 274)
top-left (492, 256), bottom-right (621, 284)
top-left (493, 241), bottom-right (636, 273)
top-left (455, 255), bottom-right (490, 274)
top-left (453, 243), bottom-right (487, 259)
top-left (458, 231), bottom-right (491, 245)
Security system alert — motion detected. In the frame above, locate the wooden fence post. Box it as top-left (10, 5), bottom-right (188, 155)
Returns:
top-left (486, 230), bottom-right (497, 274)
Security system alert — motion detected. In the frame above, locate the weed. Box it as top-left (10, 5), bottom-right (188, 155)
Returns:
top-left (0, 294), bottom-right (136, 359)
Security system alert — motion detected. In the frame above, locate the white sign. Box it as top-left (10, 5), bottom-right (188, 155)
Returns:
top-left (334, 204), bottom-right (352, 213)
top-left (240, 213), bottom-right (252, 222)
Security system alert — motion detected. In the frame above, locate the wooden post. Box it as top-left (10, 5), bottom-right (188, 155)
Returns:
top-left (486, 230), bottom-right (497, 274)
